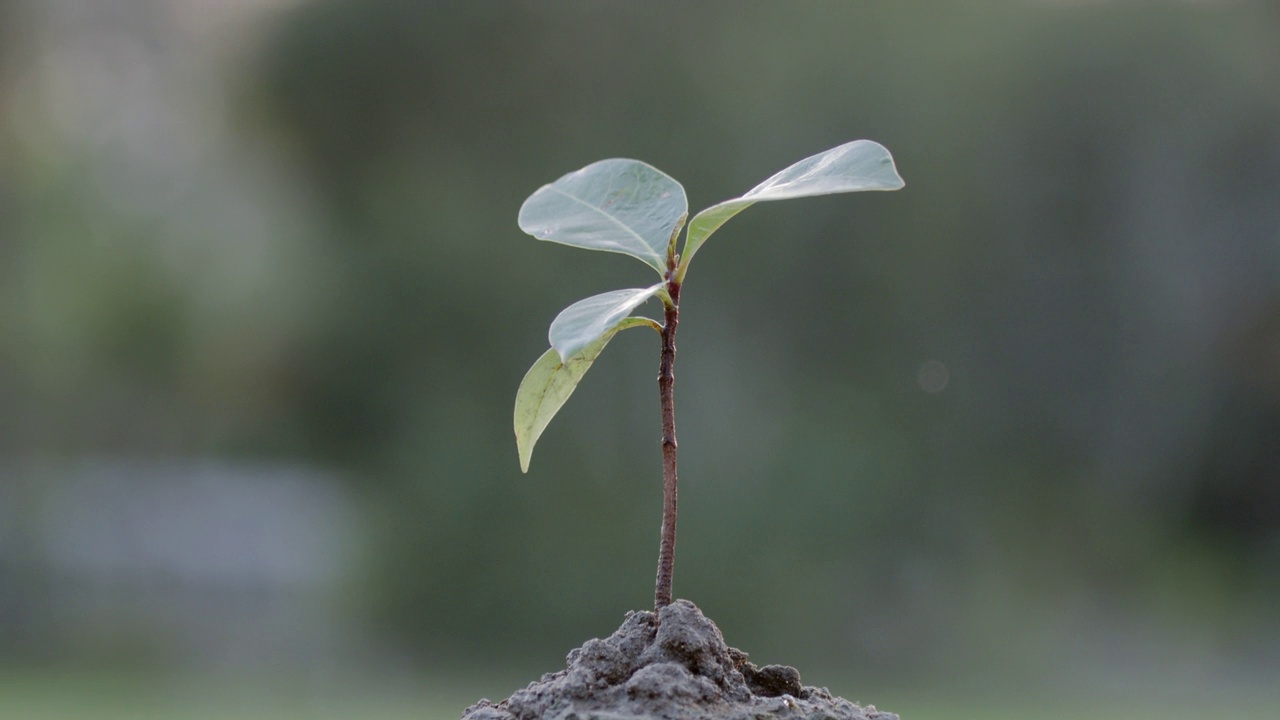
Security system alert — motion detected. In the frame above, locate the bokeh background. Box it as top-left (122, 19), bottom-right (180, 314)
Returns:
top-left (2, 1), bottom-right (1279, 718)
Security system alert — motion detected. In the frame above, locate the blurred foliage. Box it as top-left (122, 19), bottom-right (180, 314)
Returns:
top-left (3, 0), bottom-right (1279, 683)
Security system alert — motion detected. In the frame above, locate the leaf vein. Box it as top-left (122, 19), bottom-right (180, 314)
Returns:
top-left (543, 185), bottom-right (660, 265)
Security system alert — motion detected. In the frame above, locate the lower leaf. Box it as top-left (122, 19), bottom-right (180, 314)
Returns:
top-left (514, 317), bottom-right (654, 472)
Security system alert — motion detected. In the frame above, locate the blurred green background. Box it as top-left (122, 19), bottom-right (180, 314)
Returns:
top-left (2, 1), bottom-right (1279, 718)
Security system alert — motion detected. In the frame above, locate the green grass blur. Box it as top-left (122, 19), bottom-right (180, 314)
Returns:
top-left (1, 669), bottom-right (1276, 720)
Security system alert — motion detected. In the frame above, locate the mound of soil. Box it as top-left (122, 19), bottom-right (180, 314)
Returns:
top-left (462, 599), bottom-right (896, 720)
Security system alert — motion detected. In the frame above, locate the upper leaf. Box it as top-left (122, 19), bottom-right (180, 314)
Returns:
top-left (519, 159), bottom-right (689, 274)
top-left (676, 140), bottom-right (904, 281)
top-left (515, 317), bottom-right (654, 473)
top-left (549, 283), bottom-right (665, 361)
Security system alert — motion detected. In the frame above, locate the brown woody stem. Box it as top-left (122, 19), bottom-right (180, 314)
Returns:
top-left (654, 277), bottom-right (681, 610)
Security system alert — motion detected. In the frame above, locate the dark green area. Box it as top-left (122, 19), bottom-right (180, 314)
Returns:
top-left (3, 0), bottom-right (1278, 689)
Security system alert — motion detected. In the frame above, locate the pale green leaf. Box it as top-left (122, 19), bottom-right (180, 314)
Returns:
top-left (549, 283), bottom-right (665, 361)
top-left (515, 317), bottom-right (655, 472)
top-left (676, 140), bottom-right (904, 281)
top-left (518, 159), bottom-right (688, 274)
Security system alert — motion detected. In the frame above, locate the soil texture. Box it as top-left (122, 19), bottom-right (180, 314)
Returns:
top-left (462, 599), bottom-right (896, 720)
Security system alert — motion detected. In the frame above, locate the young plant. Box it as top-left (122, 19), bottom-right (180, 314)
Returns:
top-left (513, 140), bottom-right (904, 610)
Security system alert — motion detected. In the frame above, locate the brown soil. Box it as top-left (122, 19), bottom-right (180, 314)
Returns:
top-left (462, 599), bottom-right (896, 720)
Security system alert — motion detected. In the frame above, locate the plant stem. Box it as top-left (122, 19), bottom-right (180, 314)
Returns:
top-left (654, 279), bottom-right (681, 610)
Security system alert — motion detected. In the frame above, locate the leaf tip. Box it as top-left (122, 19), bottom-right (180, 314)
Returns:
top-left (516, 437), bottom-right (533, 473)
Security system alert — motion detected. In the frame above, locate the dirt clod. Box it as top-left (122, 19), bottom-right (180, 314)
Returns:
top-left (461, 599), bottom-right (896, 720)
top-left (743, 664), bottom-right (803, 698)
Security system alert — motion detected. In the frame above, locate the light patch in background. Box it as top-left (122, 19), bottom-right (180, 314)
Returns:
top-left (1, 459), bottom-right (357, 671)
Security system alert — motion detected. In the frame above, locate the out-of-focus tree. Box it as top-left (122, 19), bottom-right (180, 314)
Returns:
top-left (239, 1), bottom-right (1280, 670)
top-left (2, 0), bottom-right (1277, 678)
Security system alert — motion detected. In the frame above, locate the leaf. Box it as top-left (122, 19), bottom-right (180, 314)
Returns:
top-left (515, 317), bottom-right (655, 473)
top-left (549, 283), bottom-right (665, 361)
top-left (518, 158), bottom-right (689, 274)
top-left (676, 140), bottom-right (904, 281)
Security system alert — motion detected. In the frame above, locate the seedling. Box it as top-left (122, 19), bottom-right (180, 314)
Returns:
top-left (514, 140), bottom-right (904, 610)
